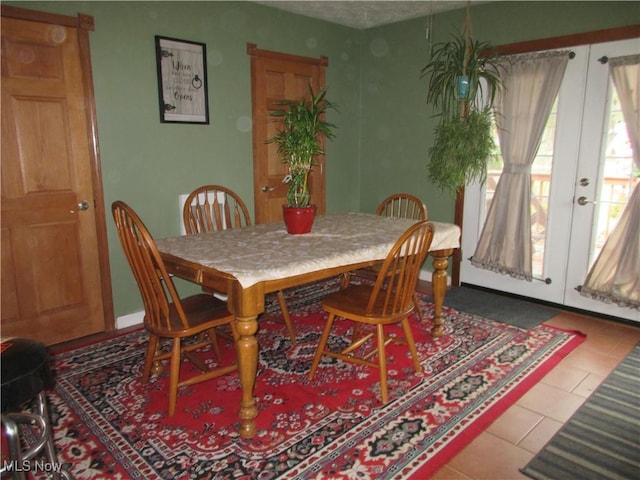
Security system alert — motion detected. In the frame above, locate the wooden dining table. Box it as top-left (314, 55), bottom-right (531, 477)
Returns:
top-left (155, 212), bottom-right (460, 438)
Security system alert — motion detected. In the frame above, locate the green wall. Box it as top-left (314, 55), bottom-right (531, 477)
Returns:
top-left (6, 1), bottom-right (366, 316)
top-left (4, 1), bottom-right (637, 320)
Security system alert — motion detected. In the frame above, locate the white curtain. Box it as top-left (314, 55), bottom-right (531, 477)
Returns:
top-left (471, 51), bottom-right (570, 280)
top-left (580, 54), bottom-right (640, 310)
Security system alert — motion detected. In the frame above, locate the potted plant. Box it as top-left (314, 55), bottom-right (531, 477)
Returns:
top-left (268, 86), bottom-right (337, 234)
top-left (420, 17), bottom-right (503, 195)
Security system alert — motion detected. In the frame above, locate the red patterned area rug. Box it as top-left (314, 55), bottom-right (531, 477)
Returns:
top-left (47, 277), bottom-right (584, 479)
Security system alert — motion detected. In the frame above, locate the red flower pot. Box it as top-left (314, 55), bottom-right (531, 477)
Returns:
top-left (282, 205), bottom-right (317, 234)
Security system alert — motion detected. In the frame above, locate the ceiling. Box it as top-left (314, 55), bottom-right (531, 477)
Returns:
top-left (255, 1), bottom-right (491, 30)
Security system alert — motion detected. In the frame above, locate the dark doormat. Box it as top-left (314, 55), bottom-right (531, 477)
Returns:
top-left (425, 285), bottom-right (559, 329)
top-left (521, 342), bottom-right (640, 479)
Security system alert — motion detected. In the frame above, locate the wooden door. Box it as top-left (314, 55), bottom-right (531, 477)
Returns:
top-left (1, 7), bottom-right (113, 345)
top-left (248, 44), bottom-right (328, 224)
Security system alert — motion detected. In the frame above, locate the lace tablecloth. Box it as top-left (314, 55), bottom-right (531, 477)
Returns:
top-left (156, 212), bottom-right (460, 288)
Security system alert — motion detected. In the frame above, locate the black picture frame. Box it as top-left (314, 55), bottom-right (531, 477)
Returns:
top-left (155, 35), bottom-right (209, 124)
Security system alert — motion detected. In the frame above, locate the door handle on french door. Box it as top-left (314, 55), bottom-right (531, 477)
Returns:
top-left (577, 196), bottom-right (597, 206)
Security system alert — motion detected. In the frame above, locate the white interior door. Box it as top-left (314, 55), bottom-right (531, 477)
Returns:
top-left (461, 38), bottom-right (639, 323)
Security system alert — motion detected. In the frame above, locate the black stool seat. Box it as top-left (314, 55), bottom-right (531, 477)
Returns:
top-left (0, 338), bottom-right (72, 479)
top-left (1, 338), bottom-right (54, 412)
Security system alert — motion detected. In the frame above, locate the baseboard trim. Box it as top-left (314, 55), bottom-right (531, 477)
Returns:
top-left (418, 268), bottom-right (450, 285)
top-left (117, 310), bottom-right (144, 329)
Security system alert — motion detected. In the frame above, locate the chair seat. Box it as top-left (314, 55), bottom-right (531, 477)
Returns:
top-left (162, 294), bottom-right (232, 335)
top-left (1, 338), bottom-right (54, 412)
top-left (322, 284), bottom-right (414, 323)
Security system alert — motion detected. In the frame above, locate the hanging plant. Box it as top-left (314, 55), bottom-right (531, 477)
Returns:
top-left (420, 4), bottom-right (503, 195)
top-left (426, 108), bottom-right (496, 189)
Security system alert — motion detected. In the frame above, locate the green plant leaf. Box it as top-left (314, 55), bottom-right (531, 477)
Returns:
top-left (421, 32), bottom-right (503, 121)
top-left (427, 108), bottom-right (497, 195)
top-left (267, 85), bottom-right (338, 207)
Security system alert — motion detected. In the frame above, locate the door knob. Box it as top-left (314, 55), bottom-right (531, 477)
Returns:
top-left (577, 196), bottom-right (596, 206)
top-left (70, 200), bottom-right (90, 214)
top-left (261, 186), bottom-right (275, 192)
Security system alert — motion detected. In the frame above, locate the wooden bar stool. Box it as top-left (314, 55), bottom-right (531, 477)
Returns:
top-left (1, 338), bottom-right (72, 479)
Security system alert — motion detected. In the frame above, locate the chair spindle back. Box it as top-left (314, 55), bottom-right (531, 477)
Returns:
top-left (183, 185), bottom-right (251, 234)
top-left (367, 221), bottom-right (434, 317)
top-left (376, 193), bottom-right (428, 221)
top-left (112, 201), bottom-right (188, 333)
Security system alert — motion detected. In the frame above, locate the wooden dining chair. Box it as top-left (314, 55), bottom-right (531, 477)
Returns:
top-left (342, 193), bottom-right (429, 320)
top-left (182, 185), bottom-right (297, 345)
top-left (182, 184), bottom-right (251, 233)
top-left (375, 193), bottom-right (428, 221)
top-left (309, 220), bottom-right (435, 403)
top-left (112, 200), bottom-right (238, 416)
top-left (377, 193), bottom-right (428, 320)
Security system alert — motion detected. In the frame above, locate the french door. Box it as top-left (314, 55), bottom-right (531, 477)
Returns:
top-left (461, 38), bottom-right (639, 323)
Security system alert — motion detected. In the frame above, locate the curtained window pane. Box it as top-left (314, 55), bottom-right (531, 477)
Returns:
top-left (580, 54), bottom-right (640, 309)
top-left (471, 50), bottom-right (569, 281)
top-left (591, 88), bottom-right (639, 264)
top-left (484, 99), bottom-right (558, 279)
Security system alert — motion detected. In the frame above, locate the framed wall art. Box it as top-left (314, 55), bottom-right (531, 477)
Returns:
top-left (155, 36), bottom-right (209, 124)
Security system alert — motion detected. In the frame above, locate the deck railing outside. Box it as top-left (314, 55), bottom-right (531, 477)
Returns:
top-left (482, 171), bottom-right (638, 277)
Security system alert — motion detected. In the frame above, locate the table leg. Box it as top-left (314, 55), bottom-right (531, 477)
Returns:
top-left (235, 313), bottom-right (259, 438)
top-left (229, 282), bottom-right (262, 439)
top-left (430, 248), bottom-right (454, 338)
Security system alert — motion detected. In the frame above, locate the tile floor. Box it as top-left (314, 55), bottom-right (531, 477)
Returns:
top-left (431, 310), bottom-right (640, 480)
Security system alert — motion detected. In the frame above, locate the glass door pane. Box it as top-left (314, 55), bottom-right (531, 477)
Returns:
top-left (487, 100), bottom-right (557, 279)
top-left (592, 88), bottom-right (638, 264)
